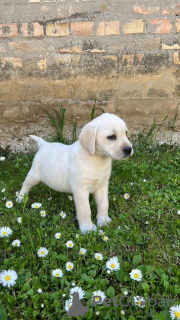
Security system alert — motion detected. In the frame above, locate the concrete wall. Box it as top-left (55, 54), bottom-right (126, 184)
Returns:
top-left (0, 0), bottom-right (180, 151)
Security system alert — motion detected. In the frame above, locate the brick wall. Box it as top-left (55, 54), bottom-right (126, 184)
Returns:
top-left (0, 0), bottom-right (180, 151)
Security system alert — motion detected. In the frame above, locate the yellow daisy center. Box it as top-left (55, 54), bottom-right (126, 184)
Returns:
top-left (175, 312), bottom-right (180, 318)
top-left (41, 251), bottom-right (45, 255)
top-left (3, 232), bottom-right (7, 235)
top-left (96, 297), bottom-right (100, 301)
top-left (138, 301), bottom-right (141, 305)
top-left (15, 242), bottom-right (18, 245)
top-left (134, 273), bottom-right (139, 278)
top-left (58, 235), bottom-right (61, 238)
top-left (80, 251), bottom-right (83, 254)
top-left (5, 275), bottom-right (11, 281)
top-left (69, 244), bottom-right (72, 247)
top-left (68, 265), bottom-right (72, 269)
top-left (97, 256), bottom-right (100, 260)
top-left (111, 264), bottom-right (116, 268)
top-left (55, 273), bottom-right (59, 277)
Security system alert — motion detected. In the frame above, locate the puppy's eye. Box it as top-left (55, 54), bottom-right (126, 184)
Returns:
top-left (107, 135), bottom-right (116, 140)
top-left (126, 131), bottom-right (128, 136)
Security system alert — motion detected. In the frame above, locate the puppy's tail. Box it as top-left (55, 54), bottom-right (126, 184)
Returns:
top-left (29, 135), bottom-right (45, 148)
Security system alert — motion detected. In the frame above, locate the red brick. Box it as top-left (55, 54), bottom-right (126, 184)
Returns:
top-left (71, 22), bottom-right (94, 36)
top-left (134, 6), bottom-right (159, 15)
top-left (0, 23), bottom-right (18, 37)
top-left (149, 19), bottom-right (172, 33)
top-left (163, 3), bottom-right (180, 15)
top-left (174, 51), bottom-right (180, 64)
top-left (46, 22), bottom-right (69, 37)
top-left (21, 22), bottom-right (44, 37)
top-left (123, 19), bottom-right (145, 34)
top-left (123, 54), bottom-right (134, 67)
top-left (176, 19), bottom-right (180, 32)
top-left (97, 21), bottom-right (119, 36)
top-left (1, 57), bottom-right (22, 68)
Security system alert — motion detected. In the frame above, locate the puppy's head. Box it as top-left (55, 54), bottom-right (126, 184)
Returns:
top-left (79, 113), bottom-right (133, 160)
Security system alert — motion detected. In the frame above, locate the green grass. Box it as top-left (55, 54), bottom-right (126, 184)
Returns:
top-left (0, 141), bottom-right (180, 320)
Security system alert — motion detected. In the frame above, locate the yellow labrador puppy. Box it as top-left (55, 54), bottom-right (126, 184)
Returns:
top-left (17, 113), bottom-right (133, 233)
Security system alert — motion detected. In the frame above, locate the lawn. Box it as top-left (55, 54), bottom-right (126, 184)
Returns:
top-left (0, 138), bottom-right (180, 320)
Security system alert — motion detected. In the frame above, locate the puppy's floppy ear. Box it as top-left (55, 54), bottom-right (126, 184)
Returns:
top-left (79, 123), bottom-right (97, 156)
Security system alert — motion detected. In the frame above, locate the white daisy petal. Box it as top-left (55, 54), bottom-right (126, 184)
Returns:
top-left (0, 270), bottom-right (18, 288)
top-left (37, 247), bottom-right (49, 257)
top-left (95, 253), bottom-right (103, 260)
top-left (52, 269), bottom-right (63, 278)
top-left (66, 262), bottom-right (74, 272)
top-left (66, 240), bottom-right (74, 248)
top-left (0, 227), bottom-right (12, 238)
top-left (129, 269), bottom-right (143, 282)
top-left (12, 239), bottom-right (21, 247)
top-left (170, 305), bottom-right (180, 320)
top-left (70, 286), bottom-right (85, 300)
top-left (106, 256), bottom-right (120, 271)
top-left (92, 290), bottom-right (106, 305)
top-left (6, 201), bottom-right (13, 208)
top-left (79, 248), bottom-right (87, 255)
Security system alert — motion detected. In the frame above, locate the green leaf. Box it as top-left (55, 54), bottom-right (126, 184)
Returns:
top-left (21, 283), bottom-right (31, 293)
top-left (57, 254), bottom-right (67, 261)
top-left (141, 282), bottom-right (149, 293)
top-left (153, 313), bottom-right (166, 320)
top-left (128, 316), bottom-right (136, 320)
top-left (107, 286), bottom-right (115, 299)
top-left (0, 306), bottom-right (8, 320)
top-left (85, 308), bottom-right (93, 319)
top-left (133, 255), bottom-right (142, 266)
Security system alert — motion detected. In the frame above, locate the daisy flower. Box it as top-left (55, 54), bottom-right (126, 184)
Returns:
top-left (79, 248), bottom-right (87, 255)
top-left (178, 210), bottom-right (180, 215)
top-left (0, 227), bottom-right (12, 238)
top-left (37, 288), bottom-right (42, 293)
top-left (123, 290), bottom-right (128, 296)
top-left (17, 217), bottom-right (22, 224)
top-left (134, 296), bottom-right (146, 308)
top-left (31, 203), bottom-right (42, 209)
top-left (37, 247), bottom-right (49, 257)
top-left (68, 196), bottom-right (73, 201)
top-left (55, 233), bottom-right (61, 239)
top-left (70, 286), bottom-right (85, 300)
top-left (102, 236), bottom-right (109, 242)
top-left (6, 201), bottom-right (13, 208)
top-left (106, 256), bottom-right (120, 271)
top-left (107, 270), bottom-right (111, 274)
top-left (124, 193), bottom-right (130, 200)
top-left (15, 191), bottom-right (20, 196)
top-left (66, 240), bottom-right (74, 248)
top-left (65, 299), bottom-right (73, 312)
top-left (121, 310), bottom-right (125, 315)
top-left (95, 253), bottom-right (103, 260)
top-left (98, 229), bottom-right (105, 236)
top-left (40, 210), bottom-right (46, 217)
top-left (76, 234), bottom-right (79, 239)
top-left (0, 270), bottom-right (18, 288)
top-left (72, 282), bottom-right (75, 286)
top-left (66, 262), bottom-right (74, 271)
top-left (60, 211), bottom-right (66, 219)
top-left (170, 305), bottom-right (180, 320)
top-left (129, 269), bottom-right (143, 282)
top-left (92, 290), bottom-right (106, 305)
top-left (12, 239), bottom-right (21, 247)
top-left (52, 269), bottom-right (63, 278)
top-left (0, 157), bottom-right (5, 161)
top-left (1, 188), bottom-right (6, 193)
top-left (143, 179), bottom-right (146, 182)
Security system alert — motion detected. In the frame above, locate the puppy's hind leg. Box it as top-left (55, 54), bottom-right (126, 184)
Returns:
top-left (17, 166), bottom-right (41, 202)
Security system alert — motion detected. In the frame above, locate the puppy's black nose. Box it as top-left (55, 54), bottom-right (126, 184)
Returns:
top-left (123, 146), bottom-right (132, 155)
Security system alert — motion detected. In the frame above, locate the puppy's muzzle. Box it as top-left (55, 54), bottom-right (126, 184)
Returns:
top-left (123, 146), bottom-right (133, 157)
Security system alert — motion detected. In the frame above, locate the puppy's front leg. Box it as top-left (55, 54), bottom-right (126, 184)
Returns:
top-left (94, 182), bottom-right (111, 227)
top-left (73, 189), bottom-right (97, 234)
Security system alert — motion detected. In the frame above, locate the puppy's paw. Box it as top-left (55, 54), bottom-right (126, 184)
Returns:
top-left (16, 195), bottom-right (24, 203)
top-left (97, 216), bottom-right (111, 227)
top-left (80, 222), bottom-right (97, 234)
